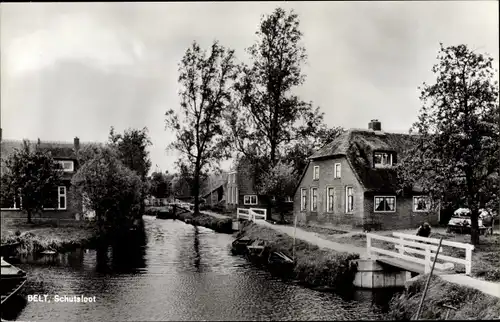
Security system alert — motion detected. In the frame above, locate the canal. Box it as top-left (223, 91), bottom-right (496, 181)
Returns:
top-left (2, 216), bottom-right (398, 321)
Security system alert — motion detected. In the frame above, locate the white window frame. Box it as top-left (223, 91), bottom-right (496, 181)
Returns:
top-left (374, 196), bottom-right (396, 213)
top-left (345, 186), bottom-right (354, 213)
top-left (285, 196), bottom-right (293, 202)
top-left (56, 160), bottom-right (74, 172)
top-left (235, 188), bottom-right (238, 205)
top-left (1, 195), bottom-right (22, 210)
top-left (334, 163), bottom-right (341, 178)
top-left (44, 186), bottom-right (67, 210)
top-left (300, 188), bottom-right (307, 211)
top-left (373, 152), bottom-right (393, 167)
top-left (243, 195), bottom-right (258, 205)
top-left (413, 196), bottom-right (431, 212)
top-left (58, 186), bottom-right (67, 210)
top-left (326, 186), bottom-right (335, 212)
top-left (310, 187), bottom-right (318, 212)
top-left (313, 166), bottom-right (319, 180)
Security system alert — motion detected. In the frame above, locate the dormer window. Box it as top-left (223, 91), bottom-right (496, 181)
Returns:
top-left (56, 160), bottom-right (74, 172)
top-left (373, 152), bottom-right (394, 168)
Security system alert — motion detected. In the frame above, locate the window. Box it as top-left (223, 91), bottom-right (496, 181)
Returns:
top-left (413, 196), bottom-right (430, 212)
top-left (373, 152), bottom-right (393, 167)
top-left (334, 163), bottom-right (341, 178)
top-left (310, 187), bottom-right (318, 212)
top-left (233, 187), bottom-right (237, 205)
top-left (300, 188), bottom-right (307, 211)
top-left (313, 166), bottom-right (319, 180)
top-left (285, 196), bottom-right (293, 202)
top-left (327, 187), bottom-right (335, 212)
top-left (345, 186), bottom-right (354, 213)
top-left (235, 188), bottom-right (238, 205)
top-left (56, 160), bottom-right (74, 172)
top-left (244, 195), bottom-right (258, 205)
top-left (233, 174), bottom-right (236, 183)
top-left (58, 186), bottom-right (67, 210)
top-left (374, 196), bottom-right (396, 212)
top-left (43, 186), bottom-right (66, 210)
top-left (1, 193), bottom-right (22, 210)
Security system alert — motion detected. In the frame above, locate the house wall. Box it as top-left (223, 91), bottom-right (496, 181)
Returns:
top-left (293, 157), bottom-right (365, 228)
top-left (364, 194), bottom-right (439, 230)
top-left (226, 172), bottom-right (238, 210)
top-left (0, 182), bottom-right (83, 223)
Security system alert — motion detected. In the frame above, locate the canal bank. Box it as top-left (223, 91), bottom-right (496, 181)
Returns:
top-left (232, 221), bottom-right (360, 291)
top-left (175, 207), bottom-right (233, 234)
top-left (1, 225), bottom-right (99, 256)
top-left (3, 217), bottom-right (390, 321)
top-left (388, 274), bottom-right (500, 320)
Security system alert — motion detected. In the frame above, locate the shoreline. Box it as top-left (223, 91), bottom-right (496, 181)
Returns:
top-left (232, 221), bottom-right (360, 291)
top-left (1, 226), bottom-right (100, 256)
top-left (175, 210), bottom-right (233, 234)
top-left (387, 274), bottom-right (500, 320)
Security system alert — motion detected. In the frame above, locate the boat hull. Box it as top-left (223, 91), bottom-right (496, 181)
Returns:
top-left (1, 257), bottom-right (27, 305)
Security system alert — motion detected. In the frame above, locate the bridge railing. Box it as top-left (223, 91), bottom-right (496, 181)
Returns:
top-left (366, 232), bottom-right (474, 275)
top-left (392, 232), bottom-right (474, 275)
top-left (237, 208), bottom-right (267, 222)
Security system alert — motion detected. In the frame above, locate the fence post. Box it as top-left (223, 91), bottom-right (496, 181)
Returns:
top-left (424, 246), bottom-right (432, 273)
top-left (465, 248), bottom-right (472, 275)
top-left (366, 234), bottom-right (372, 257)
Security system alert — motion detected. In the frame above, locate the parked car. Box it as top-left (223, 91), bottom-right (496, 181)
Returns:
top-left (447, 208), bottom-right (492, 234)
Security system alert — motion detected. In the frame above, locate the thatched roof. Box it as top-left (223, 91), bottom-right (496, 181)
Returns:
top-left (310, 129), bottom-right (419, 193)
top-left (1, 139), bottom-right (93, 160)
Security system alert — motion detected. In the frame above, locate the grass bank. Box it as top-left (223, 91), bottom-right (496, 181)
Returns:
top-left (176, 210), bottom-right (233, 234)
top-left (1, 223), bottom-right (99, 255)
top-left (387, 274), bottom-right (500, 320)
top-left (235, 221), bottom-right (359, 290)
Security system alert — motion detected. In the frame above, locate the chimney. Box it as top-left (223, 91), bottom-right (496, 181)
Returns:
top-left (74, 137), bottom-right (80, 151)
top-left (368, 119), bottom-right (382, 131)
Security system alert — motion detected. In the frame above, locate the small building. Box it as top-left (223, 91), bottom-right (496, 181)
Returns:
top-left (199, 172), bottom-right (228, 207)
top-left (293, 120), bottom-right (439, 231)
top-left (1, 136), bottom-right (94, 222)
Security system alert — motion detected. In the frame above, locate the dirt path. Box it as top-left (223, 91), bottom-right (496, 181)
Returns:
top-left (254, 220), bottom-right (369, 257)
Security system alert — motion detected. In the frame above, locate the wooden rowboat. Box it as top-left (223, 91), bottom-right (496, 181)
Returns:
top-left (1, 257), bottom-right (27, 306)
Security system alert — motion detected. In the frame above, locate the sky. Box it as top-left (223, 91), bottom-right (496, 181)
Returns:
top-left (1, 2), bottom-right (498, 174)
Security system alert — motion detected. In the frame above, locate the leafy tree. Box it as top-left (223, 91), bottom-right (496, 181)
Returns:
top-left (255, 161), bottom-right (298, 222)
top-left (230, 7), bottom-right (318, 166)
top-left (284, 125), bottom-right (344, 176)
top-left (149, 171), bottom-right (173, 199)
top-left (109, 127), bottom-right (152, 179)
top-left (109, 127), bottom-right (152, 213)
top-left (166, 40), bottom-right (237, 214)
top-left (397, 44), bottom-right (499, 245)
top-left (0, 140), bottom-right (61, 223)
top-left (71, 146), bottom-right (143, 232)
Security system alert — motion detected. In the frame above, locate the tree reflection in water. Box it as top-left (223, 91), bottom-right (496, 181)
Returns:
top-left (193, 226), bottom-right (201, 271)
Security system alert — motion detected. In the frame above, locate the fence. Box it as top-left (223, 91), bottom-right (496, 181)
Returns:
top-left (236, 208), bottom-right (267, 222)
top-left (366, 232), bottom-right (475, 275)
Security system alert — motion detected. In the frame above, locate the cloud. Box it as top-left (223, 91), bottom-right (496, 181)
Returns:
top-left (2, 12), bottom-right (145, 77)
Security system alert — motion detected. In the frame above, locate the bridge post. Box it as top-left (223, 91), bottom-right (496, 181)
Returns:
top-left (366, 234), bottom-right (372, 257)
top-left (424, 246), bottom-right (432, 273)
top-left (465, 249), bottom-right (472, 275)
top-left (398, 236), bottom-right (405, 254)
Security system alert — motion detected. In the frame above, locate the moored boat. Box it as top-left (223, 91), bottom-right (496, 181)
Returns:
top-left (231, 237), bottom-right (253, 254)
top-left (1, 257), bottom-right (27, 305)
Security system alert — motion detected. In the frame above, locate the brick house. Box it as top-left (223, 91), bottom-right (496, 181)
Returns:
top-left (293, 120), bottom-right (439, 231)
top-left (226, 157), bottom-right (270, 211)
top-left (0, 136), bottom-right (92, 222)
